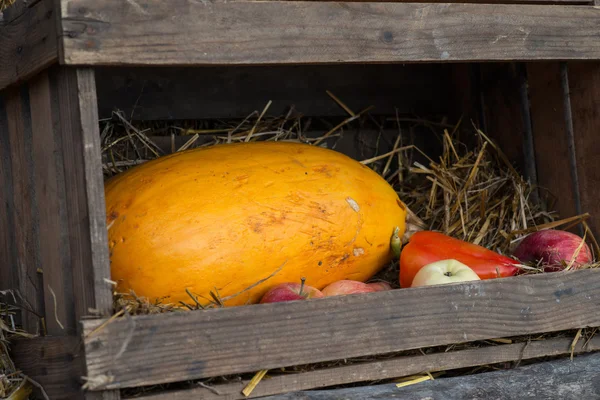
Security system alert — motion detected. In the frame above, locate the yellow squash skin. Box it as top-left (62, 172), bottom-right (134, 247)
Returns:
top-left (105, 141), bottom-right (407, 306)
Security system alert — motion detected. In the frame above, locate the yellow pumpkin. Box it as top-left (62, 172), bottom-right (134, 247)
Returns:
top-left (105, 141), bottom-right (407, 306)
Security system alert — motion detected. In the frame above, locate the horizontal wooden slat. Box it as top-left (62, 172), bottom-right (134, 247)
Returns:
top-left (261, 0), bottom-right (592, 2)
top-left (60, 1), bottom-right (600, 66)
top-left (135, 335), bottom-right (600, 399)
top-left (83, 268), bottom-right (600, 390)
top-left (0, 0), bottom-right (58, 90)
top-left (264, 352), bottom-right (600, 400)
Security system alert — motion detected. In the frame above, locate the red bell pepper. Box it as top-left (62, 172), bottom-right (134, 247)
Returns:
top-left (399, 231), bottom-right (519, 288)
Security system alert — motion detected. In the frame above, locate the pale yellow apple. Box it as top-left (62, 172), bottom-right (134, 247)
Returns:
top-left (411, 259), bottom-right (481, 287)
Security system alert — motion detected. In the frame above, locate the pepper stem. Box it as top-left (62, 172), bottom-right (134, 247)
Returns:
top-left (391, 226), bottom-right (402, 259)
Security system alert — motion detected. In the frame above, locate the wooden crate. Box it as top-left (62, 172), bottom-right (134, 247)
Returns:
top-left (1, 0), bottom-right (600, 399)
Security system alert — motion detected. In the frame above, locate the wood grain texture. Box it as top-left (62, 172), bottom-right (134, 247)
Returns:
top-left (527, 63), bottom-right (579, 221)
top-left (3, 86), bottom-right (43, 334)
top-left (94, 64), bottom-right (450, 120)
top-left (54, 67), bottom-right (112, 319)
top-left (0, 92), bottom-right (18, 293)
top-left (28, 70), bottom-right (77, 335)
top-left (262, 352), bottom-right (600, 400)
top-left (10, 335), bottom-right (84, 400)
top-left (566, 62), bottom-right (600, 235)
top-left (59, 1), bottom-right (600, 66)
top-left (53, 67), bottom-right (120, 400)
top-left (136, 336), bottom-right (600, 400)
top-left (0, 0), bottom-right (58, 90)
top-left (479, 63), bottom-right (528, 174)
top-left (83, 268), bottom-right (600, 390)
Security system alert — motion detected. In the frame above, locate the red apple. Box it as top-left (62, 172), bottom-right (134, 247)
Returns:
top-left (321, 280), bottom-right (378, 296)
top-left (411, 259), bottom-right (481, 287)
top-left (259, 282), bottom-right (324, 304)
top-left (513, 230), bottom-right (593, 272)
top-left (367, 281), bottom-right (393, 292)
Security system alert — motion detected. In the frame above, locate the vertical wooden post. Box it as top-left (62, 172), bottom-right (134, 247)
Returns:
top-left (0, 86), bottom-right (44, 334)
top-left (53, 66), bottom-right (120, 400)
top-left (0, 66), bottom-right (119, 399)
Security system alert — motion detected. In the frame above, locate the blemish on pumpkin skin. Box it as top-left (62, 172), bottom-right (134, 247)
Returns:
top-left (291, 158), bottom-right (307, 168)
top-left (312, 165), bottom-right (336, 177)
top-left (346, 197), bottom-right (360, 212)
top-left (353, 248), bottom-right (365, 257)
top-left (108, 210), bottom-right (119, 221)
top-left (251, 222), bottom-right (263, 233)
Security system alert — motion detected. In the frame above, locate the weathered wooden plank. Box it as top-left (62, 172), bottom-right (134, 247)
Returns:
top-left (527, 63), bottom-right (579, 222)
top-left (0, 0), bottom-right (58, 90)
top-left (3, 86), bottom-right (43, 334)
top-left (28, 70), bottom-right (77, 335)
top-left (566, 62), bottom-right (600, 235)
top-left (253, 0), bottom-right (592, 2)
top-left (0, 91), bottom-right (18, 293)
top-left (479, 63), bottom-right (530, 175)
top-left (83, 268), bottom-right (600, 390)
top-left (10, 335), bottom-right (83, 400)
top-left (263, 352), bottom-right (600, 400)
top-left (59, 1), bottom-right (600, 66)
top-left (52, 66), bottom-right (120, 400)
top-left (94, 64), bottom-right (450, 120)
top-left (54, 67), bottom-right (112, 320)
top-left (136, 336), bottom-right (600, 400)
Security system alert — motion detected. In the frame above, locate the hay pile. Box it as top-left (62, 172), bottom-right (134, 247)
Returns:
top-left (100, 101), bottom-right (598, 310)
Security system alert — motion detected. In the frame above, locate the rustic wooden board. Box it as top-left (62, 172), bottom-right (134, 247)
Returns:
top-left (264, 352), bottom-right (600, 399)
top-left (526, 62), bottom-right (580, 222)
top-left (267, 0), bottom-right (591, 2)
top-left (0, 0), bottom-right (58, 90)
top-left (2, 86), bottom-right (43, 334)
top-left (567, 62), bottom-right (600, 235)
top-left (83, 268), bottom-right (600, 390)
top-left (2, 67), bottom-right (118, 399)
top-left (94, 64), bottom-right (450, 120)
top-left (479, 63), bottom-right (533, 180)
top-left (59, 1), bottom-right (600, 66)
top-left (0, 91), bottom-right (18, 294)
top-left (54, 67), bottom-right (113, 319)
top-left (28, 70), bottom-right (78, 335)
top-left (136, 336), bottom-right (600, 399)
top-left (52, 67), bottom-right (120, 400)
top-left (10, 335), bottom-right (83, 400)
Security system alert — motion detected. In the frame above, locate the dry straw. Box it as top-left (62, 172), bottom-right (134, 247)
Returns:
top-left (95, 96), bottom-right (600, 396)
top-left (99, 96), bottom-right (599, 309)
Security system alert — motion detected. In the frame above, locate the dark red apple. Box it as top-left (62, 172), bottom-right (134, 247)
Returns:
top-left (321, 280), bottom-right (378, 296)
top-left (366, 281), bottom-right (393, 292)
top-left (513, 229), bottom-right (593, 272)
top-left (259, 282), bottom-right (324, 303)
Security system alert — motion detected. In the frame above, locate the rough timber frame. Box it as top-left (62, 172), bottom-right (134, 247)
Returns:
top-left (1, 0), bottom-right (600, 399)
